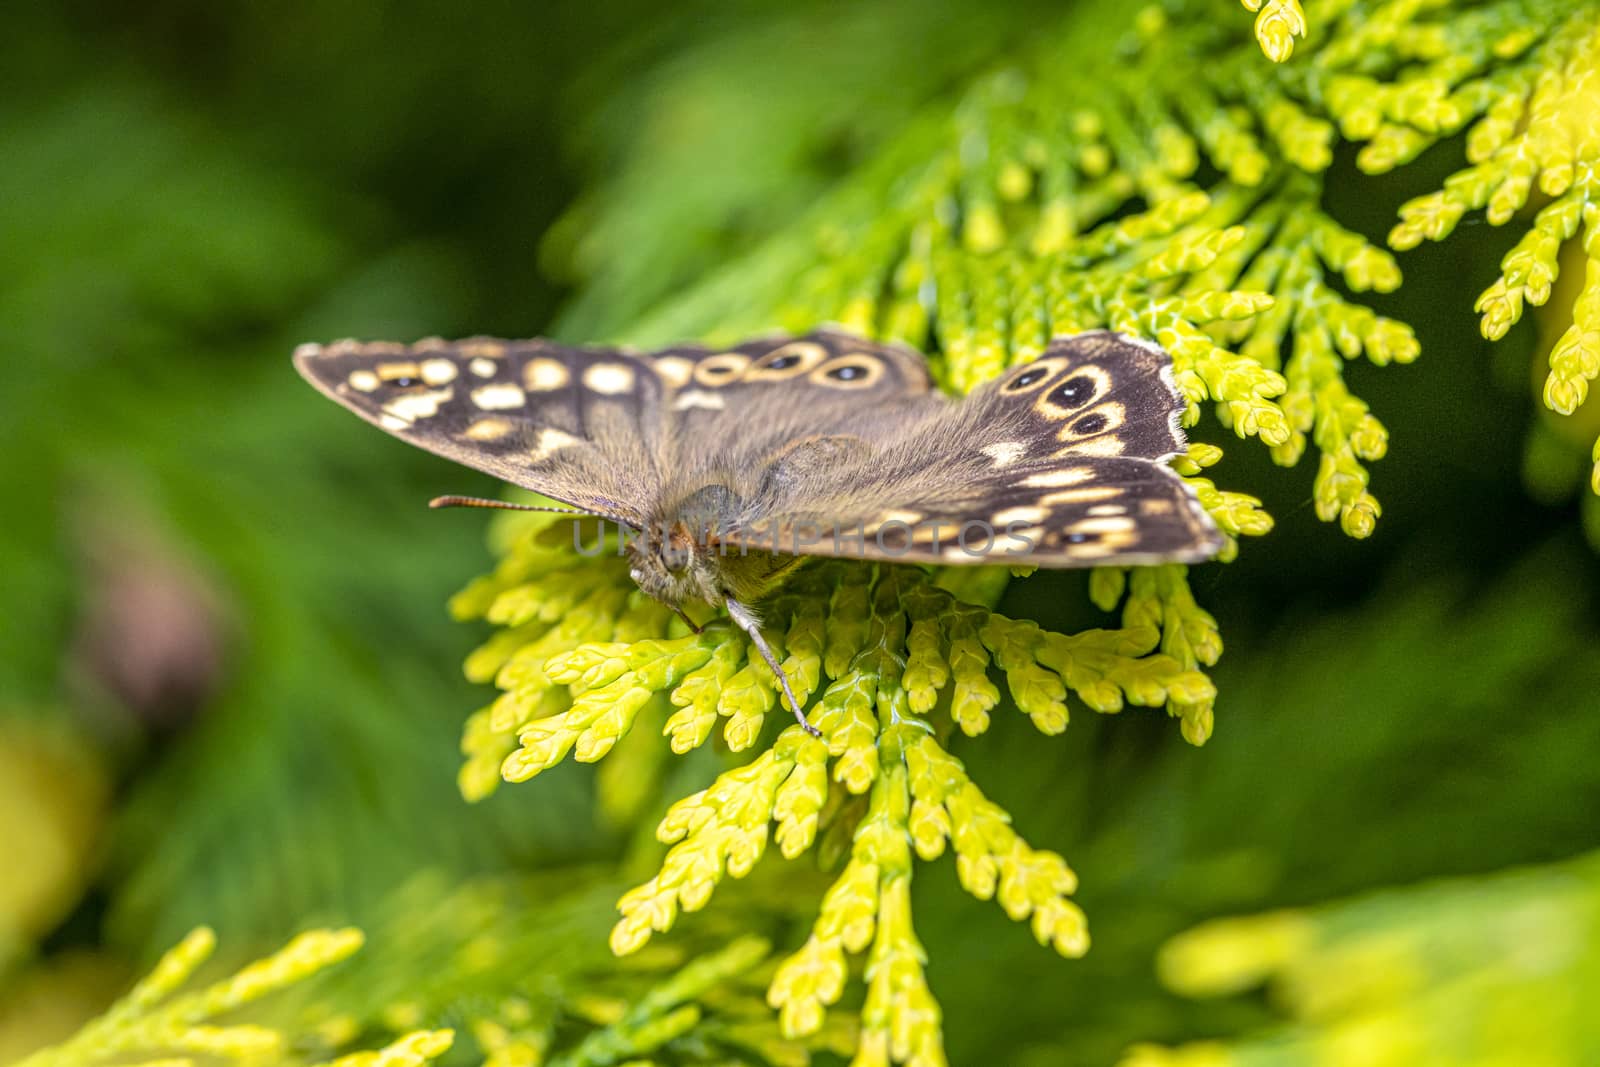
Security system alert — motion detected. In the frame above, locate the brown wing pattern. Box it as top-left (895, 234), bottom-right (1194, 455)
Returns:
top-left (640, 329), bottom-right (940, 457)
top-left (293, 329), bottom-right (1222, 569)
top-left (292, 336), bottom-right (667, 525)
top-left (712, 332), bottom-right (1222, 566)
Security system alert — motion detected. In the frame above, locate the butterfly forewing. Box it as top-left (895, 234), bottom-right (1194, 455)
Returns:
top-left (293, 337), bottom-right (666, 526)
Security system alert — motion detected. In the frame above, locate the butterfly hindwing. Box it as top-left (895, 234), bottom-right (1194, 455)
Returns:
top-left (985, 330), bottom-right (1189, 464)
top-left (711, 331), bottom-right (1221, 566)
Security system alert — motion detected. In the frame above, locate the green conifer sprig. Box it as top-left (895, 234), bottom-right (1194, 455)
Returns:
top-left (1238, 0), bottom-right (1309, 63)
top-left (299, 873), bottom-right (852, 1067)
top-left (1231, 0), bottom-right (1600, 494)
top-left (441, 2), bottom-right (1598, 1063)
top-left (451, 509), bottom-right (1217, 1058)
top-left (13, 926), bottom-right (441, 1067)
top-left (19, 878), bottom-right (844, 1067)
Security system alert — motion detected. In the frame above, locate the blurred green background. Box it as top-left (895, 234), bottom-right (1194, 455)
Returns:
top-left (3, 1), bottom-right (1598, 1064)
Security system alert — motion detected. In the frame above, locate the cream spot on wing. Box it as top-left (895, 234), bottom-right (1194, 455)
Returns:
top-left (523, 358), bottom-right (568, 391)
top-left (1003, 526), bottom-right (1046, 549)
top-left (1058, 436), bottom-right (1124, 457)
top-left (459, 340), bottom-right (506, 358)
top-left (1088, 504), bottom-right (1127, 516)
top-left (1072, 515), bottom-right (1137, 535)
top-left (863, 509), bottom-right (924, 534)
top-left (472, 383), bottom-right (527, 410)
top-left (1023, 468), bottom-right (1095, 488)
top-left (347, 370), bottom-right (380, 392)
top-left (528, 427), bottom-right (582, 462)
top-left (1063, 515), bottom-right (1138, 557)
top-left (377, 361), bottom-right (421, 381)
top-left (672, 389), bottom-right (725, 411)
top-left (470, 357), bottom-right (499, 378)
top-left (380, 413), bottom-right (408, 431)
top-left (421, 358), bottom-right (458, 385)
top-left (993, 505), bottom-right (1047, 526)
top-left (982, 441), bottom-right (1027, 467)
top-left (1143, 499), bottom-right (1175, 515)
top-left (908, 521), bottom-right (958, 544)
top-left (582, 363), bottom-right (636, 395)
top-left (383, 388), bottom-right (452, 423)
top-left (1040, 486), bottom-right (1121, 505)
top-left (653, 356), bottom-right (694, 387)
top-left (460, 417), bottom-right (516, 441)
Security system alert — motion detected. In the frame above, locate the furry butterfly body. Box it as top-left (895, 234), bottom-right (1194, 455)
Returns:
top-left (294, 329), bottom-right (1222, 733)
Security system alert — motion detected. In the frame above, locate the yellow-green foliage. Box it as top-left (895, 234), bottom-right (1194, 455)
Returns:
top-left (11, 926), bottom-right (449, 1067)
top-left (454, 516), bottom-right (1219, 1062)
top-left (289, 873), bottom-right (855, 1067)
top-left (18, 876), bottom-right (852, 1067)
top-left (1240, 0), bottom-right (1308, 63)
top-left (11, 2), bottom-right (1597, 1067)
top-left (441, 3), bottom-right (1600, 1063)
top-left (1125, 850), bottom-right (1600, 1066)
top-left (1240, 0), bottom-right (1600, 496)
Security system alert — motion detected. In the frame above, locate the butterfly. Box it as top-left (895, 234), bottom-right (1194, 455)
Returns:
top-left (294, 329), bottom-right (1222, 736)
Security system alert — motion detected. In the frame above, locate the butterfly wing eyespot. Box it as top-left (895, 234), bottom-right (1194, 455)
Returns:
top-left (1002, 356), bottom-right (1067, 393)
top-left (744, 340), bottom-right (828, 380)
top-left (1058, 404), bottom-right (1126, 443)
top-left (1049, 375), bottom-right (1096, 407)
top-left (809, 354), bottom-right (883, 389)
top-left (692, 352), bottom-right (751, 386)
top-left (1033, 365), bottom-right (1112, 420)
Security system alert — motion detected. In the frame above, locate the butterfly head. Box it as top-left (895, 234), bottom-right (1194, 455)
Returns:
top-left (625, 519), bottom-right (723, 607)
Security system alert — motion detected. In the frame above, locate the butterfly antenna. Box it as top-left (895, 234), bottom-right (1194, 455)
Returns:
top-left (428, 495), bottom-right (595, 516)
top-left (724, 596), bottom-right (822, 739)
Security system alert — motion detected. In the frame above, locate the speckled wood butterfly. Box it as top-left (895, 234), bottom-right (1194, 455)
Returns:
top-left (294, 329), bottom-right (1221, 735)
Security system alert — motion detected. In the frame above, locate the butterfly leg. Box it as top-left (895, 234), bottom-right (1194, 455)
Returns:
top-left (672, 605), bottom-right (705, 634)
top-left (724, 595), bottom-right (822, 739)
